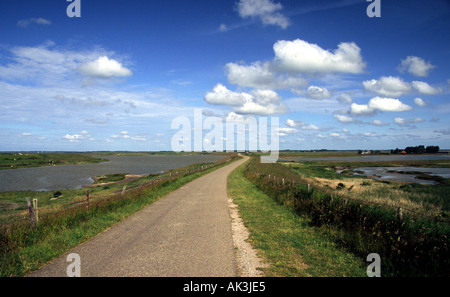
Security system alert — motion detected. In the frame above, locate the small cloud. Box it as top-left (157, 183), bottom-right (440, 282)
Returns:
top-left (277, 127), bottom-right (298, 134)
top-left (274, 39), bottom-right (366, 74)
top-left (414, 97), bottom-right (428, 107)
top-left (368, 119), bottom-right (389, 126)
top-left (204, 84), bottom-right (288, 115)
top-left (363, 76), bottom-right (411, 97)
top-left (236, 0), bottom-right (290, 29)
top-left (367, 97), bottom-right (412, 112)
top-left (306, 86), bottom-right (331, 100)
top-left (219, 24), bottom-right (228, 32)
top-left (20, 132), bottom-right (32, 137)
top-left (350, 97), bottom-right (412, 116)
top-left (363, 132), bottom-right (378, 137)
top-left (334, 114), bottom-right (357, 123)
top-left (17, 18), bottom-right (51, 28)
top-left (350, 103), bottom-right (375, 115)
top-left (411, 81), bottom-right (442, 95)
top-left (394, 117), bottom-right (424, 127)
top-left (329, 132), bottom-right (347, 139)
top-left (286, 119), bottom-right (319, 130)
top-left (337, 93), bottom-right (352, 104)
top-left (398, 56), bottom-right (436, 77)
top-left (63, 131), bottom-right (92, 142)
top-left (78, 56), bottom-right (132, 78)
top-left (111, 131), bottom-right (130, 139)
top-left (131, 136), bottom-right (147, 142)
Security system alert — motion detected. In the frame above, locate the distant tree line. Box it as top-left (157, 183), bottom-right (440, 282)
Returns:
top-left (391, 145), bottom-right (440, 154)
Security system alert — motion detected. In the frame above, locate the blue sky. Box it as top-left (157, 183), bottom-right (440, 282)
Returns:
top-left (0, 0), bottom-right (449, 151)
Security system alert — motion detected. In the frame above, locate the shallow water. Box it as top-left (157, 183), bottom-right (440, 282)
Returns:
top-left (282, 154), bottom-right (450, 162)
top-left (0, 154), bottom-right (225, 192)
top-left (351, 167), bottom-right (450, 185)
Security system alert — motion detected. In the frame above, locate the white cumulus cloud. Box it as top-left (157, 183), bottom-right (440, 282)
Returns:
top-left (286, 119), bottom-right (319, 130)
top-left (236, 0), bottom-right (290, 29)
top-left (350, 103), bottom-right (375, 115)
top-left (63, 131), bottom-right (93, 142)
top-left (204, 84), bottom-right (287, 115)
top-left (306, 86), bottom-right (331, 100)
top-left (363, 76), bottom-right (411, 97)
top-left (398, 56), bottom-right (436, 77)
top-left (273, 39), bottom-right (366, 74)
top-left (367, 97), bottom-right (412, 112)
top-left (411, 81), bottom-right (442, 95)
top-left (414, 97), bottom-right (428, 107)
top-left (350, 97), bottom-right (412, 115)
top-left (78, 56), bottom-right (132, 78)
top-left (225, 61), bottom-right (307, 90)
top-left (334, 114), bottom-right (356, 123)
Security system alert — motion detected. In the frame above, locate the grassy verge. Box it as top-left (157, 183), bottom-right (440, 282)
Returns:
top-left (227, 158), bottom-right (366, 277)
top-left (0, 154), bottom-right (239, 277)
top-left (242, 157), bottom-right (449, 277)
top-left (283, 160), bottom-right (450, 217)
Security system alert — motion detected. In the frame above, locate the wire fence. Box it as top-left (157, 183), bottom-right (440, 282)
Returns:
top-left (0, 154), bottom-right (239, 228)
top-left (245, 170), bottom-right (450, 224)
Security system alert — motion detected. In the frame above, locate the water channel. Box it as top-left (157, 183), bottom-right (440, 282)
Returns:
top-left (0, 154), bottom-right (225, 192)
top-left (281, 154), bottom-right (450, 184)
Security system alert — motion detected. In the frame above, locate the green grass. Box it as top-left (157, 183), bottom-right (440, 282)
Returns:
top-left (227, 159), bottom-right (366, 277)
top-left (0, 154), bottom-right (239, 277)
top-left (94, 173), bottom-right (127, 183)
top-left (241, 157), bottom-right (450, 276)
top-left (284, 160), bottom-right (450, 214)
top-left (0, 152), bottom-right (106, 170)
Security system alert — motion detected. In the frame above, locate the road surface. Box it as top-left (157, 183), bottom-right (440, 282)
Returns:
top-left (29, 156), bottom-right (249, 277)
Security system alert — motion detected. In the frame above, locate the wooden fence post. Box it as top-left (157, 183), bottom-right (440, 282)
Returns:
top-left (33, 198), bottom-right (39, 225)
top-left (86, 190), bottom-right (90, 213)
top-left (26, 198), bottom-right (36, 228)
top-left (397, 207), bottom-right (403, 221)
top-left (122, 186), bottom-right (126, 197)
top-left (307, 184), bottom-right (310, 192)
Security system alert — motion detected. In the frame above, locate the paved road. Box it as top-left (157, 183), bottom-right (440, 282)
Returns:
top-left (29, 156), bottom-right (248, 277)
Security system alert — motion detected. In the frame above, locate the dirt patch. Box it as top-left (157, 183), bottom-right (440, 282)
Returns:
top-left (228, 197), bottom-right (267, 277)
top-left (0, 201), bottom-right (21, 211)
top-left (88, 174), bottom-right (148, 187)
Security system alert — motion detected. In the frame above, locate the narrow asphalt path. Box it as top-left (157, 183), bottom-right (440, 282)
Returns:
top-left (29, 156), bottom-right (249, 277)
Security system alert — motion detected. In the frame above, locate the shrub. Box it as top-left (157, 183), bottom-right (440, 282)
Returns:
top-left (336, 183), bottom-right (346, 190)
